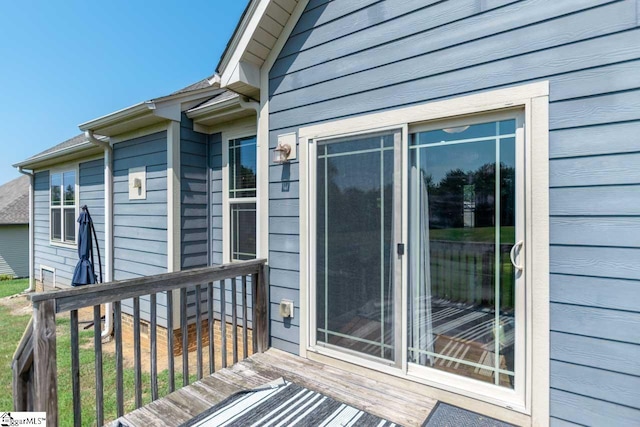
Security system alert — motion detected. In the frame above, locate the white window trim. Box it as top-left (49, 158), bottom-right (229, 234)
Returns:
top-left (48, 165), bottom-right (79, 249)
top-left (298, 82), bottom-right (549, 424)
top-left (40, 265), bottom-right (56, 289)
top-left (222, 123), bottom-right (259, 264)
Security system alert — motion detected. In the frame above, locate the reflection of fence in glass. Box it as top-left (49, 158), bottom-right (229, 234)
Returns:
top-left (429, 240), bottom-right (515, 310)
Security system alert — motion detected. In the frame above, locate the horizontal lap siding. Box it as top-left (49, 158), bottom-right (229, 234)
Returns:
top-left (79, 159), bottom-right (106, 281)
top-left (269, 0), bottom-right (640, 422)
top-left (209, 133), bottom-right (223, 266)
top-left (33, 159), bottom-right (105, 287)
top-left (113, 132), bottom-right (168, 326)
top-left (181, 114), bottom-right (209, 270)
top-left (0, 225), bottom-right (28, 277)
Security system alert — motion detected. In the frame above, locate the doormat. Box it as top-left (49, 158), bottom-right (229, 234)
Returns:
top-left (182, 378), bottom-right (399, 427)
top-left (422, 402), bottom-right (516, 427)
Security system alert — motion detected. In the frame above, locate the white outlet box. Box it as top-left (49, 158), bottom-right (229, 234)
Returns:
top-left (279, 299), bottom-right (294, 318)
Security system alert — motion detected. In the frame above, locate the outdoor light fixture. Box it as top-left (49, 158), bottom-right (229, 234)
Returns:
top-left (274, 133), bottom-right (297, 164)
top-left (273, 142), bottom-right (292, 163)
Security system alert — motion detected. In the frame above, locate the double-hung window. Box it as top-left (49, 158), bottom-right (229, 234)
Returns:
top-left (228, 136), bottom-right (257, 261)
top-left (50, 170), bottom-right (77, 244)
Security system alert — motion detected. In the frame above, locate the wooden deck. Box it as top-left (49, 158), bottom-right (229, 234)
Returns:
top-left (110, 348), bottom-right (437, 427)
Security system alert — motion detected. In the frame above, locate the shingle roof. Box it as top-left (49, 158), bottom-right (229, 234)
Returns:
top-left (0, 175), bottom-right (29, 225)
top-left (20, 133), bottom-right (88, 164)
top-left (170, 76), bottom-right (215, 96)
top-left (189, 90), bottom-right (239, 111)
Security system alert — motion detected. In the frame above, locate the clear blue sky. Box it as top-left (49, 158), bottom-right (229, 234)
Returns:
top-left (0, 0), bottom-right (247, 185)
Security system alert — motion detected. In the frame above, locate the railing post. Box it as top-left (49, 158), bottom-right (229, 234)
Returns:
top-left (252, 263), bottom-right (269, 353)
top-left (33, 299), bottom-right (57, 425)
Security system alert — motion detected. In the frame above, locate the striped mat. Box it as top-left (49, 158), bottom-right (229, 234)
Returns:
top-left (181, 378), bottom-right (398, 427)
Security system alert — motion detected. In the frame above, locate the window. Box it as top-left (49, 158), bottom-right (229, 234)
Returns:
top-left (50, 170), bottom-right (76, 244)
top-left (228, 136), bottom-right (257, 260)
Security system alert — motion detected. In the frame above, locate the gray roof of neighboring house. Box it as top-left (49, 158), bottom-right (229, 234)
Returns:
top-left (0, 175), bottom-right (30, 225)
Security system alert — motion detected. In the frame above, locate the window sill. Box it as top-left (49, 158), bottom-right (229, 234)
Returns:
top-left (50, 240), bottom-right (77, 250)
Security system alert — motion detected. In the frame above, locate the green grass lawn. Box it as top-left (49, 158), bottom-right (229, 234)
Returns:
top-left (0, 279), bottom-right (195, 426)
top-left (0, 280), bottom-right (31, 412)
top-left (429, 226), bottom-right (515, 243)
top-left (0, 278), bottom-right (29, 298)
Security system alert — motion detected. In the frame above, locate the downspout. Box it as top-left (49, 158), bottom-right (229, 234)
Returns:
top-left (85, 131), bottom-right (114, 339)
top-left (17, 167), bottom-right (35, 293)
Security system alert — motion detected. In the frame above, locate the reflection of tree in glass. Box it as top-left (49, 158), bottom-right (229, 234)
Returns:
top-left (64, 184), bottom-right (74, 202)
top-left (238, 165), bottom-right (256, 190)
top-left (425, 163), bottom-right (515, 229)
top-left (51, 186), bottom-right (61, 203)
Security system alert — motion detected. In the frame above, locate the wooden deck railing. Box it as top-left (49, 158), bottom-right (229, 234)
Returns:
top-left (12, 259), bottom-right (268, 427)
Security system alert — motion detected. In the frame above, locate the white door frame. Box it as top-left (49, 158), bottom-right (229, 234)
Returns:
top-left (298, 82), bottom-right (549, 422)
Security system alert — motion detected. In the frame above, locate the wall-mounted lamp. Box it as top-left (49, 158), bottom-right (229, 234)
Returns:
top-left (273, 142), bottom-right (292, 163)
top-left (274, 133), bottom-right (297, 164)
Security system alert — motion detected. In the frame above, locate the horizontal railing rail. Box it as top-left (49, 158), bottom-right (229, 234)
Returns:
top-left (14, 259), bottom-right (268, 427)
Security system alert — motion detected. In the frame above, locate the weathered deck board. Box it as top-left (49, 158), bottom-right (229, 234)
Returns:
top-left (112, 348), bottom-right (436, 427)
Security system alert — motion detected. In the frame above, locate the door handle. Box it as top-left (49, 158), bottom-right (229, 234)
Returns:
top-left (510, 240), bottom-right (524, 272)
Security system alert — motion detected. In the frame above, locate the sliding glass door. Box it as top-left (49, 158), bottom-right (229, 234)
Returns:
top-left (311, 113), bottom-right (524, 396)
top-left (407, 118), bottom-right (523, 389)
top-left (315, 130), bottom-right (401, 362)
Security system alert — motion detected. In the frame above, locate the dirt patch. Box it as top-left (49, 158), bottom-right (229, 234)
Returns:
top-left (0, 293), bottom-right (32, 317)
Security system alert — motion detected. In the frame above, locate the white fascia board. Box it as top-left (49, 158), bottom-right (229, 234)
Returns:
top-left (13, 142), bottom-right (101, 170)
top-left (217, 0), bottom-right (263, 75)
top-left (219, 0), bottom-right (271, 90)
top-left (79, 85), bottom-right (223, 134)
top-left (78, 102), bottom-right (154, 132)
top-left (222, 60), bottom-right (261, 90)
top-left (186, 94), bottom-right (241, 119)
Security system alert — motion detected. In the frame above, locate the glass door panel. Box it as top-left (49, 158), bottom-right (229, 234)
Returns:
top-left (316, 131), bottom-right (397, 361)
top-left (408, 120), bottom-right (520, 388)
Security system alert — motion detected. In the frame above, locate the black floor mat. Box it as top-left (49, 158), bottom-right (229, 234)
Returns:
top-left (423, 402), bottom-right (517, 427)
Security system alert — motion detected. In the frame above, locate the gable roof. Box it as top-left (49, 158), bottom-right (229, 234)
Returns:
top-left (216, 0), bottom-right (302, 98)
top-left (0, 175), bottom-right (29, 225)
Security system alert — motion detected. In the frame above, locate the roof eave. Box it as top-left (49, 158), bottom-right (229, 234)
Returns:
top-left (78, 102), bottom-right (154, 133)
top-left (216, 0), bottom-right (259, 75)
top-left (79, 85), bottom-right (223, 136)
top-left (186, 94), bottom-right (241, 119)
top-left (13, 142), bottom-right (101, 170)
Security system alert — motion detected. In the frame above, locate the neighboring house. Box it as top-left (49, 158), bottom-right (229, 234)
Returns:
top-left (0, 175), bottom-right (29, 278)
top-left (14, 0), bottom-right (640, 425)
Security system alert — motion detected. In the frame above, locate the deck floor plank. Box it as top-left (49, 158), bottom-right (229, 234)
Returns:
top-left (113, 348), bottom-right (436, 427)
top-left (253, 351), bottom-right (437, 413)
top-left (246, 352), bottom-right (430, 426)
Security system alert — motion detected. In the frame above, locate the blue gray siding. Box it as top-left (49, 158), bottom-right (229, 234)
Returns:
top-left (33, 158), bottom-right (105, 286)
top-left (0, 225), bottom-right (28, 277)
top-left (113, 132), bottom-right (168, 325)
top-left (80, 159), bottom-right (106, 276)
top-left (181, 114), bottom-right (209, 270)
top-left (269, 0), bottom-right (640, 423)
top-left (209, 133), bottom-right (223, 265)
